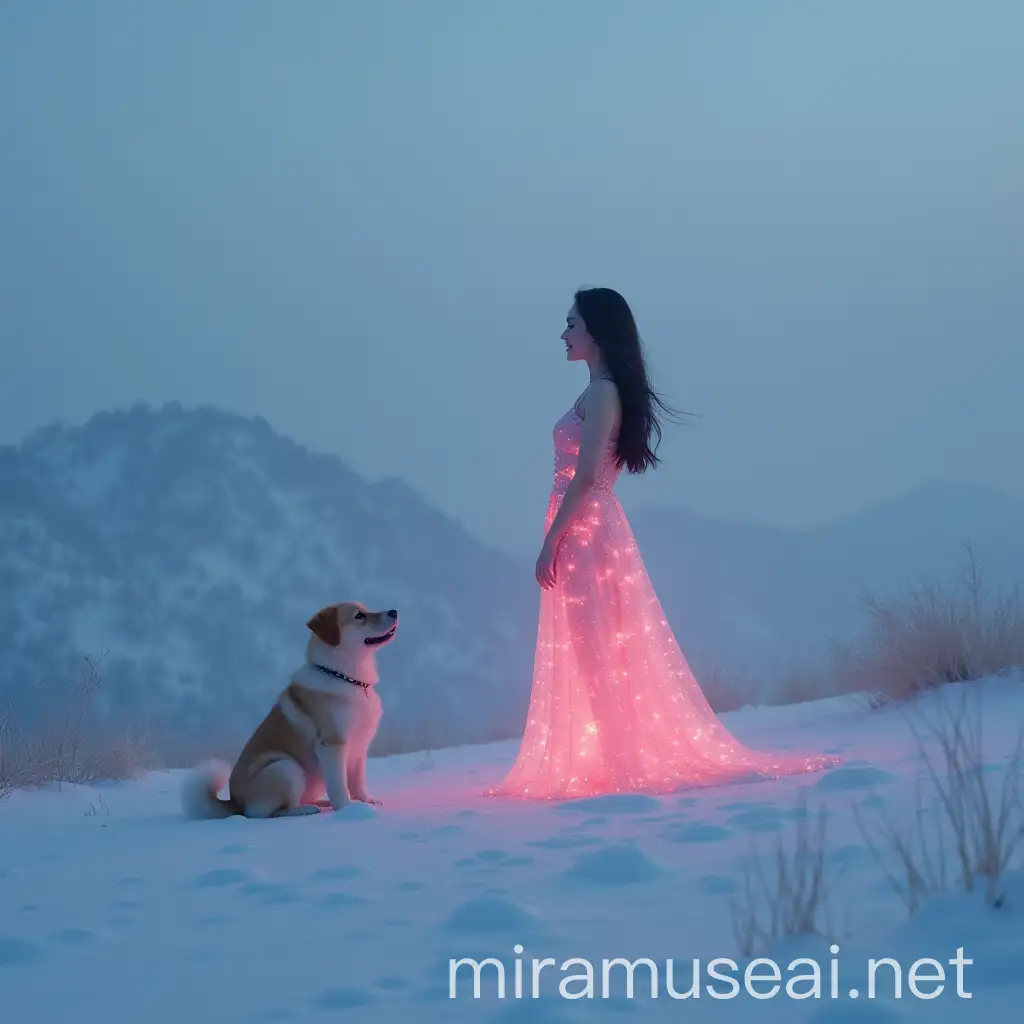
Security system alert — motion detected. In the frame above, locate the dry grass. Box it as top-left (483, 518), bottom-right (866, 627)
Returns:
top-left (0, 704), bottom-right (32, 800)
top-left (839, 548), bottom-right (1024, 707)
top-left (767, 547), bottom-right (1024, 711)
top-left (0, 656), bottom-right (158, 801)
top-left (729, 687), bottom-right (1023, 955)
top-left (729, 797), bottom-right (835, 956)
top-left (855, 686), bottom-right (1024, 913)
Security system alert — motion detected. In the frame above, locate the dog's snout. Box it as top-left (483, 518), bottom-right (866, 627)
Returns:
top-left (387, 609), bottom-right (398, 619)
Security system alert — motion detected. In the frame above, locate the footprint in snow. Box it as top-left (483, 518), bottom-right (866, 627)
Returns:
top-left (814, 766), bottom-right (899, 792)
top-left (693, 874), bottom-right (738, 895)
top-left (430, 824), bottom-right (463, 837)
top-left (0, 937), bottom-right (46, 967)
top-left (195, 915), bottom-right (231, 927)
top-left (660, 821), bottom-right (731, 844)
top-left (564, 844), bottom-right (665, 885)
top-left (217, 842), bottom-right (251, 855)
top-left (441, 895), bottom-right (546, 937)
top-left (476, 848), bottom-right (510, 862)
top-left (859, 794), bottom-right (888, 811)
top-left (375, 975), bottom-right (411, 991)
top-left (309, 986), bottom-right (377, 1012)
top-left (318, 892), bottom-right (370, 908)
top-left (554, 794), bottom-right (663, 815)
top-left (192, 868), bottom-right (252, 888)
top-left (237, 881), bottom-right (302, 904)
top-left (311, 866), bottom-right (363, 882)
top-left (527, 834), bottom-right (603, 850)
top-left (724, 806), bottom-right (788, 831)
top-left (826, 844), bottom-right (869, 868)
top-left (570, 816), bottom-right (609, 829)
top-left (725, 803), bottom-right (822, 831)
top-left (482, 848), bottom-right (536, 866)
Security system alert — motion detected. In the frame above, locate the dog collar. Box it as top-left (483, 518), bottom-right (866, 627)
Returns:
top-left (312, 663), bottom-right (373, 696)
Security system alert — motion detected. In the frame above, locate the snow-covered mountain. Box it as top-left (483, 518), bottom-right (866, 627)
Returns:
top-left (0, 403), bottom-right (537, 755)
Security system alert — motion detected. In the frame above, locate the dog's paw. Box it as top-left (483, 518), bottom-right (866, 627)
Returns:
top-left (354, 795), bottom-right (383, 807)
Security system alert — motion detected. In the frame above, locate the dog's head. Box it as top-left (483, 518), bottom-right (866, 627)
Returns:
top-left (305, 602), bottom-right (399, 652)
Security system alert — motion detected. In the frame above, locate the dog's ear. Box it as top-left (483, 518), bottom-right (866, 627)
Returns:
top-left (306, 606), bottom-right (341, 647)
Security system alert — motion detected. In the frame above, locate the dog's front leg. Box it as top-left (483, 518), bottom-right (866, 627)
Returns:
top-left (348, 749), bottom-right (381, 806)
top-left (315, 741), bottom-right (350, 811)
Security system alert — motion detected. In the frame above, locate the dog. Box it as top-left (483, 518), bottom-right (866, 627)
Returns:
top-left (182, 602), bottom-right (398, 819)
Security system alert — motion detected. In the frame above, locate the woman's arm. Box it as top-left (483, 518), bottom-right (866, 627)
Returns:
top-left (536, 380), bottom-right (619, 587)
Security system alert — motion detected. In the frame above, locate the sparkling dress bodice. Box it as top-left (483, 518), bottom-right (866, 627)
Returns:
top-left (551, 407), bottom-right (621, 497)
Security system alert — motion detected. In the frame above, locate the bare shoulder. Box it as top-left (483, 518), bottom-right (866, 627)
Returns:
top-left (580, 377), bottom-right (620, 419)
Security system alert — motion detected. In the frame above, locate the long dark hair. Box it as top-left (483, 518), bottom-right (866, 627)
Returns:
top-left (574, 286), bottom-right (685, 474)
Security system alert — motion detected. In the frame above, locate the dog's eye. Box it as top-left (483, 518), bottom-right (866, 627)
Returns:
top-left (354, 611), bottom-right (365, 620)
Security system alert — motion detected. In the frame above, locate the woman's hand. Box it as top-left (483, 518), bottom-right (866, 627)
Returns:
top-left (535, 537), bottom-right (559, 589)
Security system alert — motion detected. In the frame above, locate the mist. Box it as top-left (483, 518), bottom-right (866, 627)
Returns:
top-left (2, 0), bottom-right (1022, 555)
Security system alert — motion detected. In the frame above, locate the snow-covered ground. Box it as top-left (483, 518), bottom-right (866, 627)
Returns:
top-left (2, 677), bottom-right (1022, 1023)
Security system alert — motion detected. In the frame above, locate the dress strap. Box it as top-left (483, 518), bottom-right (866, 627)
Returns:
top-left (572, 376), bottom-right (613, 417)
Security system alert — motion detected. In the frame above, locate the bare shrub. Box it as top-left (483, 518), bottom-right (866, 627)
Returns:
top-left (855, 686), bottom-right (1024, 912)
top-left (1, 703), bottom-right (33, 800)
top-left (0, 656), bottom-right (158, 798)
top-left (729, 797), bottom-right (834, 956)
top-left (839, 547), bottom-right (1024, 707)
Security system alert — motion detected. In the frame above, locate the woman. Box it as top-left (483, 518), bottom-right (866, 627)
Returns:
top-left (488, 287), bottom-right (838, 800)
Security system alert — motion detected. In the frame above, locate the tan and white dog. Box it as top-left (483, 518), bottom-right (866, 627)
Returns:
top-left (182, 602), bottom-right (398, 819)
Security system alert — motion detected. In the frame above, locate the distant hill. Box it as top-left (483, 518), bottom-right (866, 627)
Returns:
top-left (626, 479), bottom-right (1024, 699)
top-left (0, 403), bottom-right (537, 756)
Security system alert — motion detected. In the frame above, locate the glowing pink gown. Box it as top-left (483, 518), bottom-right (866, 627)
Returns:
top-left (489, 403), bottom-right (840, 801)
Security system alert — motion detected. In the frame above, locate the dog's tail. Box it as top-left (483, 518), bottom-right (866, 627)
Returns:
top-left (181, 759), bottom-right (239, 819)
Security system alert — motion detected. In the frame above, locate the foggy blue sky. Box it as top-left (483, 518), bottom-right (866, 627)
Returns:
top-left (2, 1), bottom-right (1022, 555)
